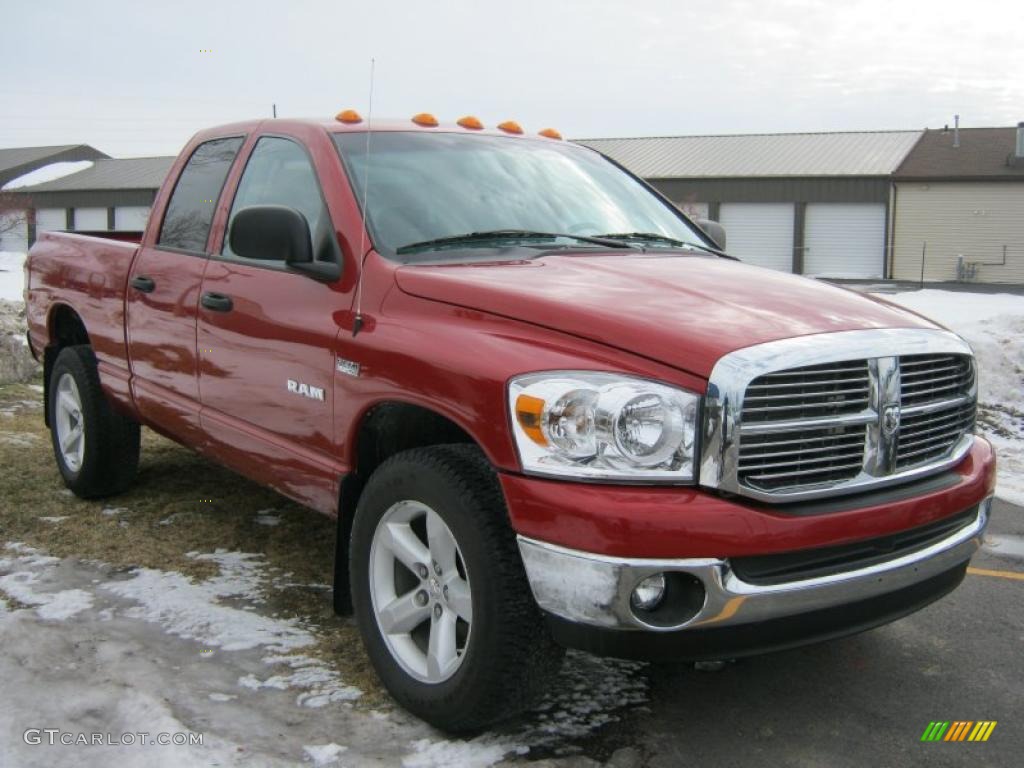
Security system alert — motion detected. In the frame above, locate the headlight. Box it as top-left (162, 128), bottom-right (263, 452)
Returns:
top-left (509, 372), bottom-right (700, 482)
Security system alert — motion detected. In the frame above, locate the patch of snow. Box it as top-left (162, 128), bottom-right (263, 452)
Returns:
top-left (0, 571), bottom-right (93, 620)
top-left (526, 652), bottom-right (649, 742)
top-left (255, 512), bottom-right (281, 526)
top-left (303, 743), bottom-right (348, 765)
top-left (38, 516), bottom-right (70, 524)
top-left (102, 550), bottom-right (363, 708)
top-left (879, 289), bottom-right (1024, 506)
top-left (4, 542), bottom-right (59, 566)
top-left (208, 692), bottom-right (238, 702)
top-left (402, 737), bottom-right (515, 768)
top-left (0, 252), bottom-right (27, 301)
top-left (101, 558), bottom-right (308, 652)
top-left (101, 506), bottom-right (131, 516)
top-left (240, 654), bottom-right (360, 706)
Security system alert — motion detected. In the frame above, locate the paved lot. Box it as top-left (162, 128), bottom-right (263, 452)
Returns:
top-left (587, 498), bottom-right (1022, 767)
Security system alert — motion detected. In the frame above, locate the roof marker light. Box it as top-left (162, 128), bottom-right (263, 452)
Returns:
top-left (538, 128), bottom-right (563, 140)
top-left (335, 109), bottom-right (363, 124)
top-left (457, 115), bottom-right (484, 130)
top-left (497, 120), bottom-right (524, 135)
top-left (412, 112), bottom-right (439, 127)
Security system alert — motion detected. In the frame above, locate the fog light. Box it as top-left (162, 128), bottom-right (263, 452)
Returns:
top-left (631, 573), bottom-right (666, 611)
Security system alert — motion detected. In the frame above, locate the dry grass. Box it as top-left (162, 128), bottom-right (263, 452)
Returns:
top-left (0, 378), bottom-right (390, 706)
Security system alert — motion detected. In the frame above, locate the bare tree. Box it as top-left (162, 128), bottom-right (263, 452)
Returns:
top-left (0, 191), bottom-right (30, 238)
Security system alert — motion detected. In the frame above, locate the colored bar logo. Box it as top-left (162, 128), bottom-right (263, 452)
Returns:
top-left (921, 721), bottom-right (997, 742)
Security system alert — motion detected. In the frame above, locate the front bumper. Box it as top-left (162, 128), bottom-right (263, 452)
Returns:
top-left (519, 496), bottom-right (989, 635)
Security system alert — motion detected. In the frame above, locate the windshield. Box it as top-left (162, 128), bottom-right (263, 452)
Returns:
top-left (333, 131), bottom-right (709, 261)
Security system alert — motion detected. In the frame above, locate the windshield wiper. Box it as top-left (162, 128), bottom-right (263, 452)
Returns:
top-left (596, 232), bottom-right (730, 257)
top-left (396, 229), bottom-right (630, 254)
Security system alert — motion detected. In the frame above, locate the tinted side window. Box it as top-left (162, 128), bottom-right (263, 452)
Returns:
top-left (158, 137), bottom-right (243, 252)
top-left (223, 137), bottom-right (326, 261)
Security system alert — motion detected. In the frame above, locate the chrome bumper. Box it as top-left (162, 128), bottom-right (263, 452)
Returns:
top-left (517, 497), bottom-right (990, 632)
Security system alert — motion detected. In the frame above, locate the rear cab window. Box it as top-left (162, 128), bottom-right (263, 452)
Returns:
top-left (157, 137), bottom-right (244, 253)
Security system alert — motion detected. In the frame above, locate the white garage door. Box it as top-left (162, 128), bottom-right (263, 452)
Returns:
top-left (804, 203), bottom-right (886, 279)
top-left (0, 210), bottom-right (29, 252)
top-left (114, 206), bottom-right (151, 231)
top-left (74, 207), bottom-right (108, 231)
top-left (36, 208), bottom-right (67, 232)
top-left (718, 203), bottom-right (794, 272)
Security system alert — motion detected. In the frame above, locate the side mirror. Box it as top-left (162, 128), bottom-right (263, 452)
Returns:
top-left (696, 218), bottom-right (726, 250)
top-left (229, 205), bottom-right (313, 264)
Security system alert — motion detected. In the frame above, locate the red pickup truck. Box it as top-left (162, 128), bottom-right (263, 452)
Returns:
top-left (24, 114), bottom-right (995, 732)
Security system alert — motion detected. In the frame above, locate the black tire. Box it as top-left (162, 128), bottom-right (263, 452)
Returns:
top-left (48, 345), bottom-right (140, 498)
top-left (349, 444), bottom-right (563, 733)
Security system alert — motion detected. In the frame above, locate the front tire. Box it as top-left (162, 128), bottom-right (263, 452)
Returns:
top-left (350, 444), bottom-right (563, 732)
top-left (48, 345), bottom-right (140, 498)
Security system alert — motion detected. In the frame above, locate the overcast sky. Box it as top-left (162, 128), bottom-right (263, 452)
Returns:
top-left (3, 0), bottom-right (1022, 157)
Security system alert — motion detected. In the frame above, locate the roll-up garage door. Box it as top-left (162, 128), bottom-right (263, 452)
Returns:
top-left (804, 203), bottom-right (885, 279)
top-left (35, 208), bottom-right (67, 232)
top-left (73, 207), bottom-right (108, 231)
top-left (114, 206), bottom-right (151, 232)
top-left (718, 203), bottom-right (794, 272)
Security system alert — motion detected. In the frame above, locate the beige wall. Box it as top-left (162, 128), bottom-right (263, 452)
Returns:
top-left (891, 182), bottom-right (1024, 284)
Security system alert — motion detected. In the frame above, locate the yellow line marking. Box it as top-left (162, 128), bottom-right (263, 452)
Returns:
top-left (967, 566), bottom-right (1024, 581)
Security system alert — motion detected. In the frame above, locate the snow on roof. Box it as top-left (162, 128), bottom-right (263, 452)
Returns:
top-left (576, 130), bottom-right (924, 178)
top-left (1, 161), bottom-right (95, 191)
top-left (10, 156), bottom-right (175, 192)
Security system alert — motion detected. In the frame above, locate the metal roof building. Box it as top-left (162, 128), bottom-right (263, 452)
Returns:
top-left (578, 131), bottom-right (921, 178)
top-left (7, 155), bottom-right (175, 246)
top-left (578, 130), bottom-right (924, 279)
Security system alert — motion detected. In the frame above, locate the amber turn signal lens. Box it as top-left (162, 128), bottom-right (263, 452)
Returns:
top-left (538, 128), bottom-right (562, 140)
top-left (412, 112), bottom-right (439, 127)
top-left (515, 394), bottom-right (548, 446)
top-left (335, 109), bottom-right (363, 124)
top-left (497, 120), bottom-right (524, 134)
top-left (457, 115), bottom-right (484, 130)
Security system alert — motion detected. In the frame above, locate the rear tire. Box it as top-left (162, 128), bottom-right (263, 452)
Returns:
top-left (48, 345), bottom-right (140, 498)
top-left (349, 444), bottom-right (563, 733)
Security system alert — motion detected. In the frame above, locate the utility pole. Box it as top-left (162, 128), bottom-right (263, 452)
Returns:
top-left (272, 103), bottom-right (277, 118)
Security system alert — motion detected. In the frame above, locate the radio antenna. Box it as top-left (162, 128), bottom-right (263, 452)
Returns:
top-left (352, 57), bottom-right (376, 337)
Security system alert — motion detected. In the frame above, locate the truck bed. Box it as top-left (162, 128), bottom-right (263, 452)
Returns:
top-left (25, 231), bottom-right (139, 382)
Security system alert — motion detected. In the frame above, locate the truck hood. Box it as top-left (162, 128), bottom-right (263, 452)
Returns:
top-left (394, 252), bottom-right (940, 378)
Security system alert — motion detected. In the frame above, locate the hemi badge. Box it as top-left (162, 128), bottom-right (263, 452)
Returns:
top-left (336, 357), bottom-right (360, 377)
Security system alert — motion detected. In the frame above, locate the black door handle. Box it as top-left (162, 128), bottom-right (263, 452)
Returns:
top-left (201, 292), bottom-right (233, 312)
top-left (130, 276), bottom-right (155, 293)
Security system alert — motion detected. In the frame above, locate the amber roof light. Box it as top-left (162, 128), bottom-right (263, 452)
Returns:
top-left (457, 115), bottom-right (484, 130)
top-left (538, 128), bottom-right (563, 140)
top-left (497, 120), bottom-right (524, 135)
top-left (412, 113), bottom-right (439, 127)
top-left (335, 109), bottom-right (363, 124)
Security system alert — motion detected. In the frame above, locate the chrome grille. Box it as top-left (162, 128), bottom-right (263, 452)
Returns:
top-left (898, 354), bottom-right (973, 406)
top-left (896, 354), bottom-right (976, 470)
top-left (742, 361), bottom-right (870, 423)
top-left (704, 331), bottom-right (978, 502)
top-left (738, 424), bottom-right (867, 489)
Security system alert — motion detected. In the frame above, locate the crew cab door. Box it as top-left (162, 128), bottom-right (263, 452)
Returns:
top-left (196, 134), bottom-right (347, 512)
top-left (126, 136), bottom-right (244, 443)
